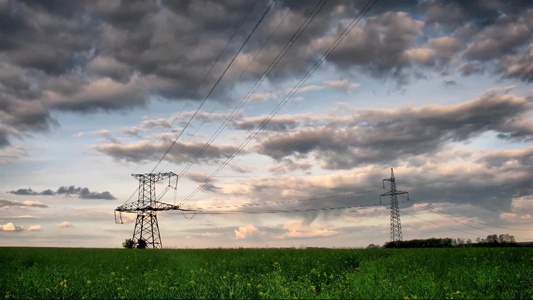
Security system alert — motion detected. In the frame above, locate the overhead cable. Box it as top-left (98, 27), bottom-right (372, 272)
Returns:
top-left (192, 202), bottom-right (384, 215)
top-left (186, 187), bottom-right (384, 210)
top-left (151, 0), bottom-right (274, 173)
top-left (181, 0), bottom-right (378, 204)
top-left (401, 210), bottom-right (486, 239)
top-left (157, 4), bottom-right (292, 174)
top-left (408, 198), bottom-right (531, 232)
top-left (176, 0), bottom-right (327, 180)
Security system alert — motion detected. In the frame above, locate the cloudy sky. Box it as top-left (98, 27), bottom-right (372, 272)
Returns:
top-left (1, 0), bottom-right (532, 248)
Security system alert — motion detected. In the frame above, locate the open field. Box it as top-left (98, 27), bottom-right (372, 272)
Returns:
top-left (1, 247), bottom-right (532, 299)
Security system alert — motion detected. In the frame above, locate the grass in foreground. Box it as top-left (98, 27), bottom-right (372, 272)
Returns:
top-left (1, 247), bottom-right (532, 299)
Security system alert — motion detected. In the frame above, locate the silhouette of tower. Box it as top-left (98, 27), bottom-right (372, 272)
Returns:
top-left (115, 172), bottom-right (184, 249)
top-left (380, 168), bottom-right (409, 242)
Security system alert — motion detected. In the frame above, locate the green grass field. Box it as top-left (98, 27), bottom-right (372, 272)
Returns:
top-left (1, 247), bottom-right (532, 299)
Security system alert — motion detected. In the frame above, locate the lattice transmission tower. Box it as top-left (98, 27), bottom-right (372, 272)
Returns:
top-left (115, 172), bottom-right (187, 249)
top-left (380, 168), bottom-right (409, 242)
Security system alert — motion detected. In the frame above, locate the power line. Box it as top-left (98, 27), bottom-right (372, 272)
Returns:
top-left (408, 198), bottom-right (531, 232)
top-left (155, 0), bottom-right (329, 203)
top-left (181, 0), bottom-right (378, 204)
top-left (176, 0), bottom-right (328, 181)
top-left (190, 202), bottom-right (384, 215)
top-left (158, 4), bottom-right (292, 174)
top-left (404, 197), bottom-right (530, 241)
top-left (150, 0), bottom-right (259, 173)
top-left (131, 102), bottom-right (192, 175)
top-left (401, 197), bottom-right (529, 241)
top-left (136, 1), bottom-right (258, 175)
top-left (150, 1), bottom-right (274, 173)
top-left (185, 187), bottom-right (384, 210)
top-left (401, 210), bottom-right (486, 239)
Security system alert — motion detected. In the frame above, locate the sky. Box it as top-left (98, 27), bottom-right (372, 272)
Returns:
top-left (0, 0), bottom-right (532, 249)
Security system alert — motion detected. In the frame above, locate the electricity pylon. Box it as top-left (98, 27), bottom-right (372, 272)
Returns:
top-left (380, 168), bottom-right (409, 242)
top-left (115, 172), bottom-right (190, 249)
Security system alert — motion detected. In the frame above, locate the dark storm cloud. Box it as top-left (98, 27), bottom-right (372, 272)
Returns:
top-left (57, 186), bottom-right (116, 200)
top-left (317, 11), bottom-right (425, 77)
top-left (8, 188), bottom-right (38, 196)
top-left (256, 91), bottom-right (533, 169)
top-left (9, 186), bottom-right (116, 200)
top-left (463, 11), bottom-right (532, 62)
top-left (443, 80), bottom-right (457, 86)
top-left (230, 115), bottom-right (301, 132)
top-left (420, 0), bottom-right (533, 29)
top-left (1, 0), bottom-right (532, 150)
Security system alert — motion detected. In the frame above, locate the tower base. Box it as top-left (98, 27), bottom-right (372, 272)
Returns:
top-left (132, 212), bottom-right (162, 249)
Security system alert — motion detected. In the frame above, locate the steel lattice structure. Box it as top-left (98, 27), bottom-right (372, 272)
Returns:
top-left (380, 168), bottom-right (409, 242)
top-left (115, 172), bottom-right (186, 249)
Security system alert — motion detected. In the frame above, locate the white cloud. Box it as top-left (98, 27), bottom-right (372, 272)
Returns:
top-left (274, 220), bottom-right (338, 239)
top-left (250, 92), bottom-right (278, 102)
top-left (23, 201), bottom-right (47, 207)
top-left (296, 85), bottom-right (324, 93)
top-left (0, 215), bottom-right (39, 219)
top-left (201, 232), bottom-right (224, 238)
top-left (57, 221), bottom-right (73, 228)
top-left (404, 48), bottom-right (436, 65)
top-left (234, 224), bottom-right (260, 239)
top-left (325, 80), bottom-right (360, 91)
top-left (0, 222), bottom-right (23, 232)
top-left (234, 221), bottom-right (339, 241)
top-left (27, 225), bottom-right (42, 231)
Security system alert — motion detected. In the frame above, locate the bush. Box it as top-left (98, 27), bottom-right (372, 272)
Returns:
top-left (137, 239), bottom-right (147, 249)
top-left (122, 239), bottom-right (134, 249)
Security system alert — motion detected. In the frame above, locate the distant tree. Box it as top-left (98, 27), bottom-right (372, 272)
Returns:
top-left (454, 238), bottom-right (465, 246)
top-left (472, 234), bottom-right (517, 247)
top-left (137, 239), bottom-right (147, 249)
top-left (487, 234), bottom-right (499, 244)
top-left (367, 243), bottom-right (380, 249)
top-left (122, 238), bottom-right (134, 249)
top-left (499, 234), bottom-right (516, 243)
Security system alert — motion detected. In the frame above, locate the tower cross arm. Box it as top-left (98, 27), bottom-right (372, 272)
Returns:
top-left (131, 172), bottom-right (177, 182)
top-left (115, 201), bottom-right (192, 212)
top-left (380, 190), bottom-right (408, 196)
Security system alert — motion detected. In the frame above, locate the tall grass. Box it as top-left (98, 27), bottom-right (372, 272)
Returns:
top-left (1, 247), bottom-right (531, 299)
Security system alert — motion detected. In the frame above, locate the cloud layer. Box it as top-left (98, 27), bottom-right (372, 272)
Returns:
top-left (9, 186), bottom-right (116, 200)
top-left (256, 88), bottom-right (533, 169)
top-left (1, 0), bottom-right (532, 151)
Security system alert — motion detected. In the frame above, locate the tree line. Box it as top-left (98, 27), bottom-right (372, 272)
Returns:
top-left (377, 234), bottom-right (518, 249)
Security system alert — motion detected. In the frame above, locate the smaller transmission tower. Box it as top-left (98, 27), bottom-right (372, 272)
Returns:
top-left (380, 168), bottom-right (409, 242)
top-left (115, 172), bottom-right (189, 249)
